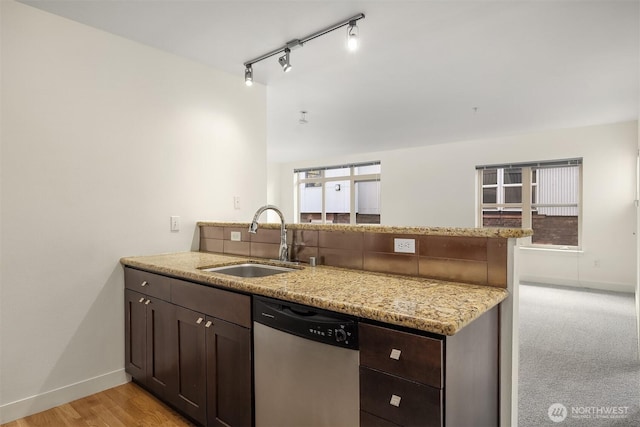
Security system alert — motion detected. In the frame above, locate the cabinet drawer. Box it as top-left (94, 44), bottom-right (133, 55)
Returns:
top-left (360, 410), bottom-right (400, 427)
top-left (170, 279), bottom-right (251, 328)
top-left (124, 268), bottom-right (171, 300)
top-left (360, 367), bottom-right (442, 427)
top-left (360, 323), bottom-right (443, 388)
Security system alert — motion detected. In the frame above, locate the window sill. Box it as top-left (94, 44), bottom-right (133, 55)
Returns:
top-left (519, 245), bottom-right (583, 254)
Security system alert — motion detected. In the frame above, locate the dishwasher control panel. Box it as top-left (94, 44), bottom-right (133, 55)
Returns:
top-left (253, 296), bottom-right (358, 350)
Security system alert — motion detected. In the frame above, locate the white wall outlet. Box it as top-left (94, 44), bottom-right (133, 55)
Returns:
top-left (170, 216), bottom-right (180, 232)
top-left (233, 196), bottom-right (241, 210)
top-left (230, 231), bottom-right (242, 241)
top-left (394, 238), bottom-right (415, 254)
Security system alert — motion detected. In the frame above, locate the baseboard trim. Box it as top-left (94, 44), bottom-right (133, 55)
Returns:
top-left (519, 277), bottom-right (635, 294)
top-left (0, 369), bottom-right (129, 424)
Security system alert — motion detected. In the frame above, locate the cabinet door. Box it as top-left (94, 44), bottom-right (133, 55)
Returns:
top-left (206, 317), bottom-right (252, 427)
top-left (145, 296), bottom-right (177, 401)
top-left (174, 305), bottom-right (207, 425)
top-left (124, 290), bottom-right (147, 383)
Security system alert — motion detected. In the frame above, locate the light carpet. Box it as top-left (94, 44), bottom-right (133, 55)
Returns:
top-left (518, 283), bottom-right (640, 426)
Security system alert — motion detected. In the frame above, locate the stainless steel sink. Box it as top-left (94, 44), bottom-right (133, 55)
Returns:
top-left (200, 263), bottom-right (295, 278)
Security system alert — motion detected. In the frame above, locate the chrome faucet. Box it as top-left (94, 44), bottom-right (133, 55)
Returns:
top-left (248, 205), bottom-right (288, 262)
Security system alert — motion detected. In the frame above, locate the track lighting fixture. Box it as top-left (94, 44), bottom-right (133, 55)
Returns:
top-left (278, 48), bottom-right (292, 72)
top-left (243, 13), bottom-right (365, 86)
top-left (244, 65), bottom-right (253, 86)
top-left (347, 20), bottom-right (359, 51)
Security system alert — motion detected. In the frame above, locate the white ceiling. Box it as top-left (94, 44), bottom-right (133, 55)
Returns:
top-left (20, 0), bottom-right (640, 163)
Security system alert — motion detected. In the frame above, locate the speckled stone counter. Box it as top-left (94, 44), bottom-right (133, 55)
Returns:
top-left (197, 221), bottom-right (533, 238)
top-left (120, 251), bottom-right (509, 336)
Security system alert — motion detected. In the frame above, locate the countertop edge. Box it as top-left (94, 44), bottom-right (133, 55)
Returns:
top-left (197, 221), bottom-right (533, 238)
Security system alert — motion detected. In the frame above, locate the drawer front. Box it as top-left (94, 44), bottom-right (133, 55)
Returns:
top-left (170, 279), bottom-right (251, 328)
top-left (124, 267), bottom-right (171, 300)
top-left (360, 323), bottom-right (443, 388)
top-left (360, 410), bottom-right (400, 427)
top-left (360, 368), bottom-right (442, 427)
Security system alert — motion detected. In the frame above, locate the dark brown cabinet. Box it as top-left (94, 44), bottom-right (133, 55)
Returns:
top-left (124, 267), bottom-right (252, 427)
top-left (359, 307), bottom-right (499, 427)
top-left (124, 289), bottom-right (176, 402)
top-left (173, 305), bottom-right (208, 425)
top-left (206, 317), bottom-right (252, 427)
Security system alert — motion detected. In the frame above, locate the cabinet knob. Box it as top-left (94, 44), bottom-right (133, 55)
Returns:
top-left (138, 297), bottom-right (145, 303)
top-left (389, 349), bottom-right (402, 360)
top-left (196, 317), bottom-right (204, 324)
top-left (140, 281), bottom-right (148, 287)
top-left (144, 299), bottom-right (151, 305)
top-left (389, 394), bottom-right (402, 407)
top-left (205, 320), bottom-right (213, 328)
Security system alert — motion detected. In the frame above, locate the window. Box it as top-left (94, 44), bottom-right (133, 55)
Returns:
top-left (294, 162), bottom-right (381, 224)
top-left (477, 159), bottom-right (582, 247)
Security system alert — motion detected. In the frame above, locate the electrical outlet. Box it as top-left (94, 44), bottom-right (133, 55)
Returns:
top-left (170, 216), bottom-right (180, 232)
top-left (230, 231), bottom-right (242, 241)
top-left (394, 238), bottom-right (415, 254)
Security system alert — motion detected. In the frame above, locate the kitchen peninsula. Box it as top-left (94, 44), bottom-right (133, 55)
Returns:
top-left (121, 222), bottom-right (531, 427)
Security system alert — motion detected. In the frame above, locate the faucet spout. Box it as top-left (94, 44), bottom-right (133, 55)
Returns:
top-left (248, 205), bottom-right (288, 262)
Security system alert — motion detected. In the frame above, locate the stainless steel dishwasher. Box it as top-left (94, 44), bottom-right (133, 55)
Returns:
top-left (253, 296), bottom-right (359, 427)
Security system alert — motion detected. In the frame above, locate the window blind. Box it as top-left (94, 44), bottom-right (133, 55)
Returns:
top-left (475, 158), bottom-right (582, 170)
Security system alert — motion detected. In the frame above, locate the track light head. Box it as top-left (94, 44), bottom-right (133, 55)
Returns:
top-left (244, 65), bottom-right (253, 86)
top-left (278, 48), bottom-right (292, 72)
top-left (347, 20), bottom-right (359, 51)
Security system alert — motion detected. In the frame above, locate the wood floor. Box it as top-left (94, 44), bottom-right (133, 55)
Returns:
top-left (1, 382), bottom-right (195, 427)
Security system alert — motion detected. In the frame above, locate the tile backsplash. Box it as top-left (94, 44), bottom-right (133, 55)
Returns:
top-left (199, 225), bottom-right (508, 288)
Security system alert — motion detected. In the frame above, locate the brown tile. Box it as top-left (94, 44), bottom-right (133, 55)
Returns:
top-left (200, 238), bottom-right (223, 253)
top-left (318, 231), bottom-right (363, 251)
top-left (318, 248), bottom-right (363, 270)
top-left (223, 240), bottom-right (250, 256)
top-left (292, 229), bottom-right (319, 247)
top-left (250, 242), bottom-right (280, 259)
top-left (487, 238), bottom-right (508, 288)
top-left (250, 228), bottom-right (282, 244)
top-left (200, 226), bottom-right (223, 239)
top-left (291, 246), bottom-right (319, 264)
top-left (223, 227), bottom-right (250, 242)
top-left (418, 257), bottom-right (488, 285)
top-left (364, 252), bottom-right (418, 276)
top-left (364, 233), bottom-right (419, 254)
top-left (419, 236), bottom-right (488, 261)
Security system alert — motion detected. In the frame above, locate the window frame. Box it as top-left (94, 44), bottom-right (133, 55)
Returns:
top-left (476, 159), bottom-right (582, 249)
top-left (294, 161), bottom-right (381, 225)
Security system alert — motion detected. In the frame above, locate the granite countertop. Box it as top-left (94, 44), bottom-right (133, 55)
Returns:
top-left (120, 251), bottom-right (508, 336)
top-left (197, 221), bottom-right (533, 238)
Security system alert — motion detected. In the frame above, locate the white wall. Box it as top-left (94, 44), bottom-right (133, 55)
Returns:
top-left (0, 1), bottom-right (267, 422)
top-left (272, 121), bottom-right (637, 292)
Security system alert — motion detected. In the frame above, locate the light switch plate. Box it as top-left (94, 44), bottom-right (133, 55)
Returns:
top-left (170, 216), bottom-right (180, 232)
top-left (394, 238), bottom-right (415, 253)
top-left (230, 231), bottom-right (242, 241)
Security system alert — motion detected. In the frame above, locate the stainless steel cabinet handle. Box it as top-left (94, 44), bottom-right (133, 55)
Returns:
top-left (390, 394), bottom-right (402, 407)
top-left (140, 281), bottom-right (148, 287)
top-left (205, 321), bottom-right (213, 328)
top-left (138, 297), bottom-right (145, 303)
top-left (144, 299), bottom-right (151, 305)
top-left (196, 317), bottom-right (204, 324)
top-left (389, 349), bottom-right (402, 360)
